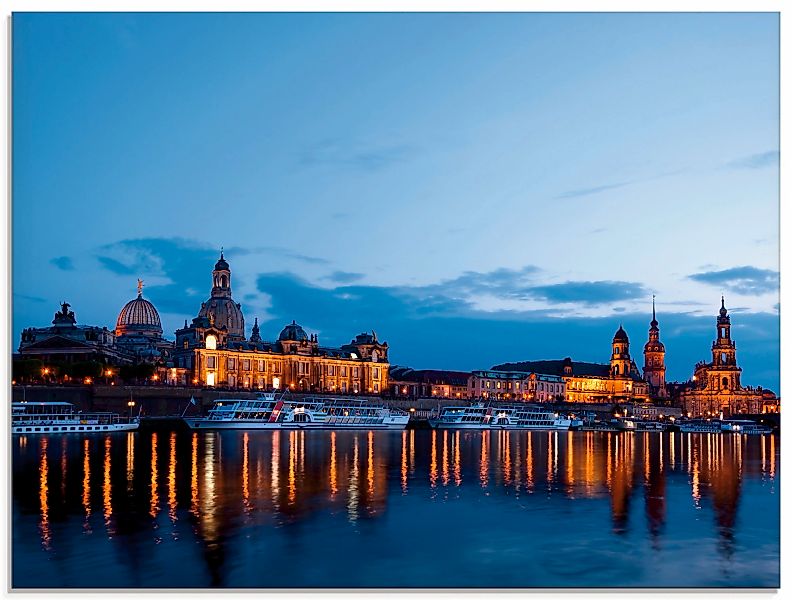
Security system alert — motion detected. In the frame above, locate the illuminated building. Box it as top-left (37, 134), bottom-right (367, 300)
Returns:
top-left (642, 296), bottom-right (667, 398)
top-left (679, 298), bottom-right (777, 417)
top-left (493, 327), bottom-right (650, 404)
top-left (17, 301), bottom-right (131, 366)
top-left (466, 370), bottom-right (565, 402)
top-left (114, 279), bottom-right (172, 361)
top-left (171, 252), bottom-right (389, 392)
top-left (389, 367), bottom-right (471, 399)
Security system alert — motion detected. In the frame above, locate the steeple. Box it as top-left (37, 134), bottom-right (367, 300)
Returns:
top-left (644, 295), bottom-right (666, 397)
top-left (650, 295), bottom-right (658, 329)
top-left (250, 317), bottom-right (262, 343)
top-left (211, 249), bottom-right (231, 297)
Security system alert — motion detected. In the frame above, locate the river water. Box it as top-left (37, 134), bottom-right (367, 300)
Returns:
top-left (12, 428), bottom-right (779, 588)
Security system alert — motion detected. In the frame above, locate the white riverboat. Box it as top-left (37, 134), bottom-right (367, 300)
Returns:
top-left (183, 393), bottom-right (409, 430)
top-left (428, 403), bottom-right (575, 430)
top-left (720, 419), bottom-right (773, 435)
top-left (12, 402), bottom-right (140, 435)
top-left (678, 419), bottom-right (722, 433)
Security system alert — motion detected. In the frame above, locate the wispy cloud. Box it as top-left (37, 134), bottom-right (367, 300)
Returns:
top-left (522, 281), bottom-right (648, 305)
top-left (688, 266), bottom-right (779, 295)
top-left (555, 181), bottom-right (630, 199)
top-left (14, 292), bottom-right (47, 304)
top-left (323, 271), bottom-right (365, 284)
top-left (725, 150), bottom-right (779, 170)
top-left (299, 138), bottom-right (416, 172)
top-left (50, 256), bottom-right (74, 271)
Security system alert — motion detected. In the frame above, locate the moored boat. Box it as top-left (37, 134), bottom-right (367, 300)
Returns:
top-left (12, 402), bottom-right (140, 435)
top-left (678, 419), bottom-right (722, 433)
top-left (720, 419), bottom-right (773, 435)
top-left (429, 402), bottom-right (574, 430)
top-left (183, 392), bottom-right (409, 430)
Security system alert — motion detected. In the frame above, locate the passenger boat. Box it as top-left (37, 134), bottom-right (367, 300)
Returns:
top-left (12, 402), bottom-right (140, 435)
top-left (720, 419), bottom-right (773, 435)
top-left (428, 403), bottom-right (574, 430)
top-left (678, 419), bottom-right (722, 433)
top-left (635, 421), bottom-right (667, 432)
top-left (183, 392), bottom-right (409, 430)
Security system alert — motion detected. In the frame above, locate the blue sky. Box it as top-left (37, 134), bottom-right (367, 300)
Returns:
top-left (12, 13), bottom-right (780, 390)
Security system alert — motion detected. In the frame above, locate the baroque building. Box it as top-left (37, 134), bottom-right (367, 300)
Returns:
top-left (17, 301), bottom-right (131, 366)
top-left (171, 252), bottom-right (389, 393)
top-left (115, 280), bottom-right (172, 361)
top-left (642, 296), bottom-right (667, 398)
top-left (493, 325), bottom-right (650, 404)
top-left (679, 298), bottom-right (775, 417)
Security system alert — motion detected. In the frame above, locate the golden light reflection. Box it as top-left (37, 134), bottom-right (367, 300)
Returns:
top-left (454, 430), bottom-right (462, 487)
top-left (503, 431), bottom-right (512, 486)
top-left (348, 435), bottom-right (360, 522)
top-left (584, 432), bottom-right (593, 492)
top-left (553, 431), bottom-right (558, 478)
top-left (644, 432), bottom-right (650, 483)
top-left (669, 431), bottom-right (675, 471)
top-left (692, 444), bottom-right (701, 507)
top-left (546, 431), bottom-right (553, 487)
top-left (479, 431), bottom-right (489, 488)
top-left (288, 431), bottom-right (297, 505)
top-left (659, 432), bottom-right (664, 473)
top-left (526, 432), bottom-right (533, 489)
top-left (126, 432), bottom-right (135, 492)
top-left (39, 437), bottom-right (51, 550)
top-left (300, 431), bottom-right (305, 475)
top-left (19, 435), bottom-right (27, 449)
top-left (168, 432), bottom-right (178, 523)
top-left (430, 429), bottom-right (438, 488)
top-left (61, 436), bottom-right (68, 498)
top-left (150, 432), bottom-right (159, 518)
top-left (367, 430), bottom-right (375, 496)
top-left (606, 434), bottom-right (612, 489)
top-left (190, 433), bottom-right (199, 517)
top-left (201, 435), bottom-right (218, 546)
top-left (761, 434), bottom-right (766, 477)
top-left (409, 429), bottom-right (415, 476)
top-left (331, 431), bottom-right (339, 498)
top-left (271, 431), bottom-right (280, 509)
top-left (103, 436), bottom-right (113, 536)
top-left (242, 432), bottom-right (250, 508)
top-left (441, 430), bottom-right (449, 487)
top-left (770, 434), bottom-right (775, 480)
top-left (400, 430), bottom-right (407, 494)
top-left (82, 438), bottom-right (92, 531)
top-left (566, 431), bottom-right (574, 490)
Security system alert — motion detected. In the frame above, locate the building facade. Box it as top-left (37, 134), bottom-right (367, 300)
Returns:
top-left (679, 298), bottom-right (776, 417)
top-left (642, 296), bottom-right (668, 399)
top-left (171, 253), bottom-right (389, 393)
top-left (18, 301), bottom-right (131, 367)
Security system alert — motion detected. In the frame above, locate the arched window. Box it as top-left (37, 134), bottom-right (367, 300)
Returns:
top-left (722, 377), bottom-right (729, 389)
top-left (205, 334), bottom-right (217, 350)
top-left (220, 275), bottom-right (228, 288)
top-left (614, 365), bottom-right (619, 375)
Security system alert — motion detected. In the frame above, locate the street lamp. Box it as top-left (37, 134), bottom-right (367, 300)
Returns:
top-left (127, 400), bottom-right (135, 417)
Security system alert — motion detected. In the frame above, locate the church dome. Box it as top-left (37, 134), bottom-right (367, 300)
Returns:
top-left (215, 253), bottom-right (229, 271)
top-left (198, 297), bottom-right (245, 338)
top-left (613, 326), bottom-right (629, 342)
top-left (116, 293), bottom-right (162, 336)
top-left (279, 320), bottom-right (308, 342)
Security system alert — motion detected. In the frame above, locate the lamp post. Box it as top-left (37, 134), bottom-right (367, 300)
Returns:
top-left (127, 400), bottom-right (135, 418)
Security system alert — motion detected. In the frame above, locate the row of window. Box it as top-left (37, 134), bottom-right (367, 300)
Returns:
top-left (14, 425), bottom-right (116, 433)
top-left (203, 355), bottom-right (381, 380)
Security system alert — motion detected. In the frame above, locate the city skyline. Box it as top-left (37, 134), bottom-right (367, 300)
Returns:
top-left (12, 12), bottom-right (780, 389)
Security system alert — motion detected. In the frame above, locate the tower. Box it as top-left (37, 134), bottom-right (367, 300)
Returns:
top-left (710, 296), bottom-right (741, 390)
top-left (643, 296), bottom-right (667, 397)
top-left (611, 325), bottom-right (631, 378)
top-left (211, 249), bottom-right (232, 298)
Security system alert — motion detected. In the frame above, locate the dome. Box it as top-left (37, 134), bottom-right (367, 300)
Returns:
top-left (644, 340), bottom-right (665, 352)
top-left (613, 326), bottom-right (629, 342)
top-left (215, 251), bottom-right (229, 271)
top-left (116, 294), bottom-right (162, 336)
top-left (198, 297), bottom-right (245, 339)
top-left (279, 320), bottom-right (308, 342)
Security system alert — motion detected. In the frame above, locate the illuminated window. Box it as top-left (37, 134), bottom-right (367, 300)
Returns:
top-left (273, 376), bottom-right (280, 389)
top-left (373, 368), bottom-right (380, 379)
top-left (228, 358), bottom-right (236, 370)
top-left (205, 335), bottom-right (217, 350)
top-left (341, 366), bottom-right (347, 377)
top-left (353, 367), bottom-right (359, 377)
top-left (206, 356), bottom-right (216, 369)
top-left (206, 372), bottom-right (215, 386)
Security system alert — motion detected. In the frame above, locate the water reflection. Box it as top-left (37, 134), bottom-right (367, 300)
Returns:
top-left (38, 438), bottom-right (50, 550)
top-left (14, 429), bottom-right (779, 588)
